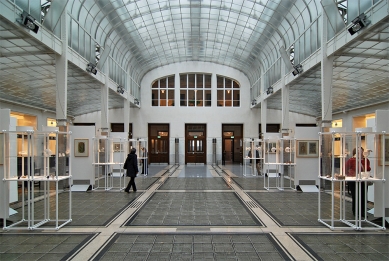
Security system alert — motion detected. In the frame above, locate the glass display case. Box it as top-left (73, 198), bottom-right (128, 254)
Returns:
top-left (264, 137), bottom-right (296, 190)
top-left (2, 129), bottom-right (72, 230)
top-left (318, 130), bottom-right (386, 230)
top-left (128, 139), bottom-right (148, 176)
top-left (93, 136), bottom-right (127, 191)
top-left (243, 138), bottom-right (264, 176)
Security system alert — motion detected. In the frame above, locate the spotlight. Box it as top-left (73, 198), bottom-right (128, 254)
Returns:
top-left (292, 64), bottom-right (303, 76)
top-left (348, 13), bottom-right (370, 35)
top-left (266, 87), bottom-right (273, 95)
top-left (251, 99), bottom-right (257, 106)
top-left (86, 63), bottom-right (97, 75)
top-left (17, 11), bottom-right (39, 33)
top-left (134, 98), bottom-right (140, 105)
top-left (117, 85), bottom-right (124, 94)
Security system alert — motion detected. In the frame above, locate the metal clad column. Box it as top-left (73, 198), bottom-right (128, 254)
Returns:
top-left (321, 9), bottom-right (334, 130)
top-left (100, 63), bottom-right (109, 136)
top-left (281, 65), bottom-right (290, 135)
top-left (212, 138), bottom-right (216, 165)
top-left (55, 7), bottom-right (68, 176)
top-left (175, 138), bottom-right (179, 164)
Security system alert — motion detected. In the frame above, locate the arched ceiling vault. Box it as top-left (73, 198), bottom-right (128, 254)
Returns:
top-left (75, 0), bottom-right (313, 82)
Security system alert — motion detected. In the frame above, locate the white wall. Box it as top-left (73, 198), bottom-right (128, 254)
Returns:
top-left (75, 62), bottom-right (316, 137)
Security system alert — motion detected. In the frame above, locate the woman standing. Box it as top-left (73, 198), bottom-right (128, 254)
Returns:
top-left (124, 148), bottom-right (139, 192)
top-left (345, 147), bottom-right (371, 217)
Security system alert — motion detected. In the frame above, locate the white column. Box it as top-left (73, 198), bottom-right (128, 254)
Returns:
top-left (100, 63), bottom-right (109, 136)
top-left (55, 10), bottom-right (68, 127)
top-left (124, 87), bottom-right (130, 136)
top-left (321, 10), bottom-right (335, 129)
top-left (260, 75), bottom-right (267, 135)
top-left (281, 65), bottom-right (290, 135)
top-left (54, 9), bottom-right (68, 176)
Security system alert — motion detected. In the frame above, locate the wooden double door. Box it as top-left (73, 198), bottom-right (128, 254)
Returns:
top-left (149, 124), bottom-right (169, 164)
top-left (185, 124), bottom-right (206, 164)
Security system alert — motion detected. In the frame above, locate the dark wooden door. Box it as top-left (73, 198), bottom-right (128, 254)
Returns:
top-left (185, 124), bottom-right (206, 164)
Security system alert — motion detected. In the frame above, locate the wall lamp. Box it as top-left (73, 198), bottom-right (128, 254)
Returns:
top-left (134, 98), bottom-right (140, 105)
top-left (292, 64), bottom-right (303, 76)
top-left (17, 11), bottom-right (39, 33)
top-left (348, 13), bottom-right (370, 35)
top-left (117, 85), bottom-right (124, 94)
top-left (86, 63), bottom-right (97, 75)
top-left (266, 87), bottom-right (273, 95)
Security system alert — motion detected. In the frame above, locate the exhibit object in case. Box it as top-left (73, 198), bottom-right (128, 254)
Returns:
top-left (264, 136), bottom-right (296, 191)
top-left (243, 138), bottom-right (264, 176)
top-left (92, 136), bottom-right (127, 191)
top-left (318, 130), bottom-right (386, 230)
top-left (2, 128), bottom-right (72, 230)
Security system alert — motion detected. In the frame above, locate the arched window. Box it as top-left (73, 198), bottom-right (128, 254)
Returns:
top-left (217, 76), bottom-right (240, 107)
top-left (180, 73), bottom-right (211, 107)
top-left (151, 75), bottom-right (175, 106)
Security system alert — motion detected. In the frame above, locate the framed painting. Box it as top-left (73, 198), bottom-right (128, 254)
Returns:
top-left (74, 139), bottom-right (89, 157)
top-left (113, 142), bottom-right (123, 152)
top-left (297, 140), bottom-right (318, 157)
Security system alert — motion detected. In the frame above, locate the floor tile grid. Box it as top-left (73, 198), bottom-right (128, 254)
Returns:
top-left (92, 233), bottom-right (293, 261)
top-left (124, 191), bottom-right (263, 227)
top-left (214, 169), bottom-right (317, 260)
top-left (288, 233), bottom-right (389, 261)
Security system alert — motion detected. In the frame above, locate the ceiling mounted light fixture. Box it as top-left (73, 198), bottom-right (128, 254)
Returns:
top-left (117, 85), bottom-right (124, 94)
top-left (86, 63), bottom-right (97, 75)
top-left (17, 11), bottom-right (39, 33)
top-left (292, 64), bottom-right (303, 76)
top-left (266, 87), bottom-right (273, 95)
top-left (348, 13), bottom-right (370, 35)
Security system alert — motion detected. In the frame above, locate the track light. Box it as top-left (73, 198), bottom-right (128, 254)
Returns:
top-left (348, 13), bottom-right (370, 35)
top-left (117, 85), bottom-right (124, 94)
top-left (292, 64), bottom-right (303, 76)
top-left (86, 63), bottom-right (97, 75)
top-left (17, 11), bottom-right (39, 33)
top-left (266, 87), bottom-right (273, 95)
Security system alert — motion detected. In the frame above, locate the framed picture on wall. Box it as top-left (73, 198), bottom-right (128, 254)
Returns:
top-left (113, 142), bottom-right (123, 152)
top-left (74, 139), bottom-right (89, 157)
top-left (297, 140), bottom-right (318, 157)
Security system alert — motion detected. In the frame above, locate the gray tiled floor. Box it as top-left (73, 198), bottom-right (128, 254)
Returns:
top-left (125, 192), bottom-right (261, 226)
top-left (94, 233), bottom-right (289, 261)
top-left (291, 233), bottom-right (389, 261)
top-left (1, 164), bottom-right (388, 261)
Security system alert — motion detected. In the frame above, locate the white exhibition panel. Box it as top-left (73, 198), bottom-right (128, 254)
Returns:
top-left (70, 126), bottom-right (95, 187)
top-left (294, 127), bottom-right (320, 186)
top-left (373, 110), bottom-right (389, 218)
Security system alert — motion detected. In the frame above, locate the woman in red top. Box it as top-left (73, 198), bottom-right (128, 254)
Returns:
top-left (345, 147), bottom-right (371, 218)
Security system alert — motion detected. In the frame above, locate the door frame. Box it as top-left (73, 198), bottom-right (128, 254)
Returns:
top-left (185, 124), bottom-right (207, 164)
top-left (148, 124), bottom-right (169, 164)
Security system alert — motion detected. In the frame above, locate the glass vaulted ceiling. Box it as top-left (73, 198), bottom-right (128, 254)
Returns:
top-left (72, 0), bottom-right (319, 83)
